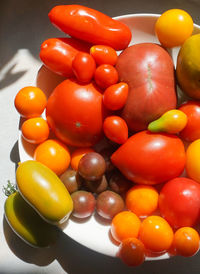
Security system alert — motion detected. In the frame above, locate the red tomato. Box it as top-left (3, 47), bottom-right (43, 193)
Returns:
top-left (111, 130), bottom-right (186, 185)
top-left (103, 116), bottom-right (128, 144)
top-left (159, 177), bottom-right (200, 229)
top-left (178, 101), bottom-right (200, 142)
top-left (48, 5), bottom-right (132, 50)
top-left (72, 52), bottom-right (96, 83)
top-left (103, 82), bottom-right (129, 110)
top-left (40, 37), bottom-right (89, 77)
top-left (46, 79), bottom-right (106, 147)
top-left (94, 64), bottom-right (119, 89)
top-left (90, 45), bottom-right (118, 66)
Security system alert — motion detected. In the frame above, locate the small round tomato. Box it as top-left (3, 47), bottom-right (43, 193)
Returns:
top-left (159, 177), bottom-right (200, 228)
top-left (14, 86), bottom-right (47, 118)
top-left (126, 185), bottom-right (159, 218)
top-left (173, 227), bottom-right (200, 257)
top-left (103, 82), bottom-right (129, 110)
top-left (119, 238), bottom-right (145, 266)
top-left (21, 117), bottom-right (49, 144)
top-left (111, 211), bottom-right (141, 243)
top-left (72, 52), bottom-right (96, 83)
top-left (139, 216), bottom-right (174, 253)
top-left (71, 147), bottom-right (95, 170)
top-left (34, 139), bottom-right (71, 175)
top-left (186, 139), bottom-right (200, 183)
top-left (90, 45), bottom-right (118, 66)
top-left (94, 64), bottom-right (118, 89)
top-left (103, 116), bottom-right (128, 144)
top-left (179, 101), bottom-right (200, 142)
top-left (155, 9), bottom-right (193, 48)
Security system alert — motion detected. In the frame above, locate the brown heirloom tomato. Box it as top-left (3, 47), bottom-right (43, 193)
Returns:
top-left (46, 79), bottom-right (107, 147)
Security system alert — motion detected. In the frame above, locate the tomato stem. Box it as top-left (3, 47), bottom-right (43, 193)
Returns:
top-left (3, 180), bottom-right (17, 197)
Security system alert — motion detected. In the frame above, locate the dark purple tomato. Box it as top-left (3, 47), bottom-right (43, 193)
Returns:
top-left (83, 175), bottom-right (108, 194)
top-left (109, 172), bottom-right (131, 194)
top-left (99, 147), bottom-right (115, 173)
top-left (71, 190), bottom-right (96, 218)
top-left (78, 152), bottom-right (106, 181)
top-left (96, 190), bottom-right (125, 219)
top-left (60, 170), bottom-right (81, 194)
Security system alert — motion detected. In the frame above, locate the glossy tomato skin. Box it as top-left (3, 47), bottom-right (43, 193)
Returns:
top-left (94, 64), bottom-right (119, 89)
top-left (111, 130), bottom-right (186, 185)
top-left (40, 37), bottom-right (89, 77)
top-left (159, 177), bottom-right (200, 228)
top-left (46, 79), bottom-right (106, 147)
top-left (179, 101), bottom-right (200, 142)
top-left (48, 5), bottom-right (132, 50)
top-left (90, 45), bottom-right (118, 66)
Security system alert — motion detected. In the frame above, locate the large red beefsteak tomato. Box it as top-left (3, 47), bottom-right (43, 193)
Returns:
top-left (111, 130), bottom-right (186, 185)
top-left (46, 79), bottom-right (106, 147)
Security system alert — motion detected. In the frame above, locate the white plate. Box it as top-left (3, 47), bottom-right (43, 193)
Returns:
top-left (18, 14), bottom-right (200, 259)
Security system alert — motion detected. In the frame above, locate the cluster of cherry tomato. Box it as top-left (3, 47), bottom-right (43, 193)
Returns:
top-left (13, 5), bottom-right (200, 268)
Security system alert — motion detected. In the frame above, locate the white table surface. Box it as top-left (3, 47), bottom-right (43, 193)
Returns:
top-left (1, 0), bottom-right (200, 273)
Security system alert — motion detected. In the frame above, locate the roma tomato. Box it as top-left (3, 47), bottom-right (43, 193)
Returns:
top-left (72, 52), bottom-right (96, 83)
top-left (48, 5), bottom-right (132, 50)
top-left (94, 64), bottom-right (119, 89)
top-left (179, 101), bottom-right (200, 142)
top-left (155, 9), bottom-right (193, 48)
top-left (40, 37), bottom-right (90, 77)
top-left (103, 116), bottom-right (128, 144)
top-left (159, 177), bottom-right (200, 228)
top-left (186, 139), bottom-right (200, 183)
top-left (111, 130), bottom-right (186, 185)
top-left (46, 79), bottom-right (107, 147)
top-left (103, 82), bottom-right (129, 110)
top-left (90, 45), bottom-right (118, 65)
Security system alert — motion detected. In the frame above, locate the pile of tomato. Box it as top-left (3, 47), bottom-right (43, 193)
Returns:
top-left (7, 5), bottom-right (200, 267)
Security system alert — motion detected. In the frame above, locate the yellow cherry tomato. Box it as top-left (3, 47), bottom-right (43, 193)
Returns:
top-left (186, 139), bottom-right (200, 183)
top-left (16, 160), bottom-right (73, 224)
top-left (148, 109), bottom-right (187, 134)
top-left (155, 9), bottom-right (193, 48)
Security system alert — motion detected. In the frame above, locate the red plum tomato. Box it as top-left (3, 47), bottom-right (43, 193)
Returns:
top-left (94, 64), bottom-right (119, 89)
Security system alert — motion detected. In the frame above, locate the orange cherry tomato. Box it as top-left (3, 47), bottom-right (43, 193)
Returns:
top-left (90, 45), bottom-right (118, 66)
top-left (71, 147), bottom-right (95, 170)
top-left (103, 82), bottom-right (129, 110)
top-left (103, 116), bottom-right (128, 144)
top-left (72, 52), bottom-right (96, 83)
top-left (14, 86), bottom-right (47, 118)
top-left (94, 64), bottom-right (118, 89)
top-left (119, 238), bottom-right (145, 266)
top-left (139, 216), bottom-right (174, 253)
top-left (126, 185), bottom-right (159, 218)
top-left (111, 211), bottom-right (141, 243)
top-left (186, 139), bottom-right (200, 183)
top-left (21, 117), bottom-right (49, 144)
top-left (34, 139), bottom-right (71, 175)
top-left (173, 227), bottom-right (200, 257)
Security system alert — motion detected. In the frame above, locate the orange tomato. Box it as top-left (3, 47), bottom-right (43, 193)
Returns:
top-left (173, 227), bottom-right (200, 257)
top-left (21, 117), bottom-right (49, 144)
top-left (186, 139), bottom-right (200, 183)
top-left (139, 216), bottom-right (174, 253)
top-left (71, 147), bottom-right (95, 170)
top-left (126, 185), bottom-right (159, 217)
top-left (34, 139), bottom-right (71, 175)
top-left (14, 86), bottom-right (47, 118)
top-left (119, 238), bottom-right (145, 266)
top-left (111, 211), bottom-right (141, 243)
top-left (90, 45), bottom-right (118, 66)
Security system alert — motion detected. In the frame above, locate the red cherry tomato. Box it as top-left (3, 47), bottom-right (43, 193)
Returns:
top-left (48, 5), bottom-right (132, 50)
top-left (111, 130), bottom-right (186, 185)
top-left (94, 64), bottom-right (119, 89)
top-left (103, 116), bottom-right (128, 144)
top-left (178, 101), bottom-right (200, 142)
top-left (159, 177), bottom-right (200, 229)
top-left (90, 45), bottom-right (118, 66)
top-left (72, 52), bottom-right (96, 83)
top-left (46, 79), bottom-right (106, 147)
top-left (40, 37), bottom-right (89, 77)
top-left (103, 82), bottom-right (129, 110)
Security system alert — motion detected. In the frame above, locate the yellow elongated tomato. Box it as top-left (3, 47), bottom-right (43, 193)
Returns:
top-left (4, 192), bottom-right (58, 247)
top-left (148, 109), bottom-right (187, 134)
top-left (186, 139), bottom-right (200, 183)
top-left (155, 9), bottom-right (193, 48)
top-left (16, 160), bottom-right (73, 224)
